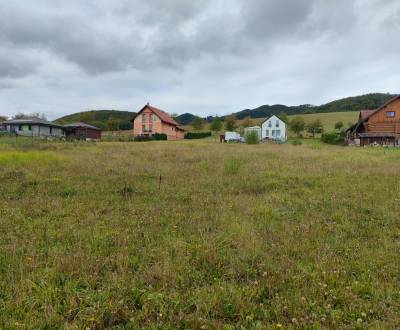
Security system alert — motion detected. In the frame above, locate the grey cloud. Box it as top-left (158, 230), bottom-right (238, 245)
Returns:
top-left (0, 0), bottom-right (399, 119)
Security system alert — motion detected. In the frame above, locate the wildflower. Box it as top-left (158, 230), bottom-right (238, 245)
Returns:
top-left (357, 318), bottom-right (363, 323)
top-left (361, 312), bottom-right (367, 318)
top-left (276, 323), bottom-right (283, 328)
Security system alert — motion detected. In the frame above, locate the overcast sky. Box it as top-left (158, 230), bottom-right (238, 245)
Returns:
top-left (0, 0), bottom-right (399, 119)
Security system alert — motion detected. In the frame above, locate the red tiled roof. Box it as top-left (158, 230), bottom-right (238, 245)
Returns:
top-left (147, 105), bottom-right (179, 126)
top-left (132, 104), bottom-right (180, 126)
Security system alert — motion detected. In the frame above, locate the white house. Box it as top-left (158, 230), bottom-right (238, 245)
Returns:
top-left (3, 118), bottom-right (65, 138)
top-left (261, 115), bottom-right (286, 141)
top-left (244, 126), bottom-right (261, 141)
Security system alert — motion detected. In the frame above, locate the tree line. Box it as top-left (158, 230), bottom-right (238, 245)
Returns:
top-left (190, 111), bottom-right (348, 139)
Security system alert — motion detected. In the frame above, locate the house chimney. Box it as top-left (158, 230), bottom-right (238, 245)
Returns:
top-left (147, 102), bottom-right (150, 106)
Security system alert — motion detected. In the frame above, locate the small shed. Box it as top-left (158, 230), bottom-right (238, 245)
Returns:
top-left (244, 126), bottom-right (261, 141)
top-left (64, 122), bottom-right (101, 141)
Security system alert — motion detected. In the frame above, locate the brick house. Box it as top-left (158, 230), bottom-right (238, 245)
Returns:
top-left (132, 103), bottom-right (185, 140)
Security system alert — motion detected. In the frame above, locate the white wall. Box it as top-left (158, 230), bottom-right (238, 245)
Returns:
top-left (7, 124), bottom-right (64, 137)
top-left (261, 115), bottom-right (286, 141)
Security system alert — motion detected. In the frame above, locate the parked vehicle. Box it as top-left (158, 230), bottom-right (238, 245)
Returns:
top-left (224, 131), bottom-right (242, 142)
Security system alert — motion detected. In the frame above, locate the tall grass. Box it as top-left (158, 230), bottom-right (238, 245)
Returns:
top-left (0, 140), bottom-right (399, 328)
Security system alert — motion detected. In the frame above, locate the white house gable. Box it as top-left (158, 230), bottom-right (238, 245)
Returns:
top-left (261, 115), bottom-right (286, 141)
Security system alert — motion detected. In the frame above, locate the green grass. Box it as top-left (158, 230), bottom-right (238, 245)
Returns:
top-left (0, 138), bottom-right (399, 328)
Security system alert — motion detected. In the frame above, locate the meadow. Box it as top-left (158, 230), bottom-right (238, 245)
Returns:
top-left (0, 137), bottom-right (399, 329)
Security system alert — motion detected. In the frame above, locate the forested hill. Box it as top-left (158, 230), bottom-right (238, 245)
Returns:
top-left (175, 93), bottom-right (396, 124)
top-left (56, 110), bottom-right (135, 131)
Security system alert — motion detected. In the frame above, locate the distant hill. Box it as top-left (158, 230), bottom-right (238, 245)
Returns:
top-left (229, 93), bottom-right (396, 121)
top-left (56, 110), bottom-right (135, 131)
top-left (174, 113), bottom-right (197, 125)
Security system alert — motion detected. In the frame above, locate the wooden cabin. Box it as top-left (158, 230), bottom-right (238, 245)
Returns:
top-left (348, 95), bottom-right (400, 146)
top-left (64, 122), bottom-right (101, 141)
top-left (132, 103), bottom-right (185, 140)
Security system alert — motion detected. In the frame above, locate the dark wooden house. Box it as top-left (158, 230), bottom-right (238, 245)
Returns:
top-left (348, 95), bottom-right (400, 146)
top-left (64, 122), bottom-right (101, 141)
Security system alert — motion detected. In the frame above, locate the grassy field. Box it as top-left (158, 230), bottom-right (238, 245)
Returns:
top-left (1, 137), bottom-right (399, 329)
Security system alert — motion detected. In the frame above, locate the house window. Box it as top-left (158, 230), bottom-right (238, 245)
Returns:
top-left (266, 130), bottom-right (269, 137)
top-left (386, 111), bottom-right (395, 117)
top-left (268, 121), bottom-right (272, 128)
top-left (142, 124), bottom-right (146, 132)
top-left (276, 120), bottom-right (279, 127)
top-left (19, 124), bottom-right (32, 131)
top-left (142, 114), bottom-right (146, 122)
top-left (276, 130), bottom-right (281, 136)
top-left (272, 130), bottom-right (276, 137)
top-left (150, 114), bottom-right (154, 122)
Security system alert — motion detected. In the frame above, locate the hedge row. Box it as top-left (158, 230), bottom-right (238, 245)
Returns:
top-left (133, 133), bottom-right (168, 142)
top-left (184, 131), bottom-right (212, 139)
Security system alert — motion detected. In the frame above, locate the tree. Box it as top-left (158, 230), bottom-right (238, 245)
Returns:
top-left (277, 111), bottom-right (288, 123)
top-left (289, 116), bottom-right (306, 137)
top-left (210, 117), bottom-right (222, 132)
top-left (335, 121), bottom-right (344, 131)
top-left (107, 116), bottom-right (120, 131)
top-left (12, 112), bottom-right (46, 120)
top-left (192, 116), bottom-right (205, 131)
top-left (79, 112), bottom-right (92, 123)
top-left (224, 115), bottom-right (237, 131)
top-left (241, 116), bottom-right (254, 128)
top-left (0, 116), bottom-right (7, 124)
top-left (307, 119), bottom-right (324, 138)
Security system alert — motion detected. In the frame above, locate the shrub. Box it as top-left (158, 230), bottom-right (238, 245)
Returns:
top-left (184, 131), bottom-right (212, 139)
top-left (321, 131), bottom-right (345, 145)
top-left (291, 139), bottom-right (302, 146)
top-left (245, 131), bottom-right (259, 144)
top-left (153, 133), bottom-right (167, 141)
top-left (134, 135), bottom-right (154, 142)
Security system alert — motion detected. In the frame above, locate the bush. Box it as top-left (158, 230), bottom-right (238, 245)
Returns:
top-left (153, 133), bottom-right (167, 141)
top-left (133, 135), bottom-right (154, 142)
top-left (291, 139), bottom-right (302, 146)
top-left (245, 131), bottom-right (259, 144)
top-left (321, 131), bottom-right (345, 145)
top-left (184, 131), bottom-right (212, 139)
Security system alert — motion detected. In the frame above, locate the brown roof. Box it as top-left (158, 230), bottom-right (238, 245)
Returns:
top-left (360, 110), bottom-right (376, 121)
top-left (132, 103), bottom-right (180, 126)
top-left (359, 95), bottom-right (400, 122)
